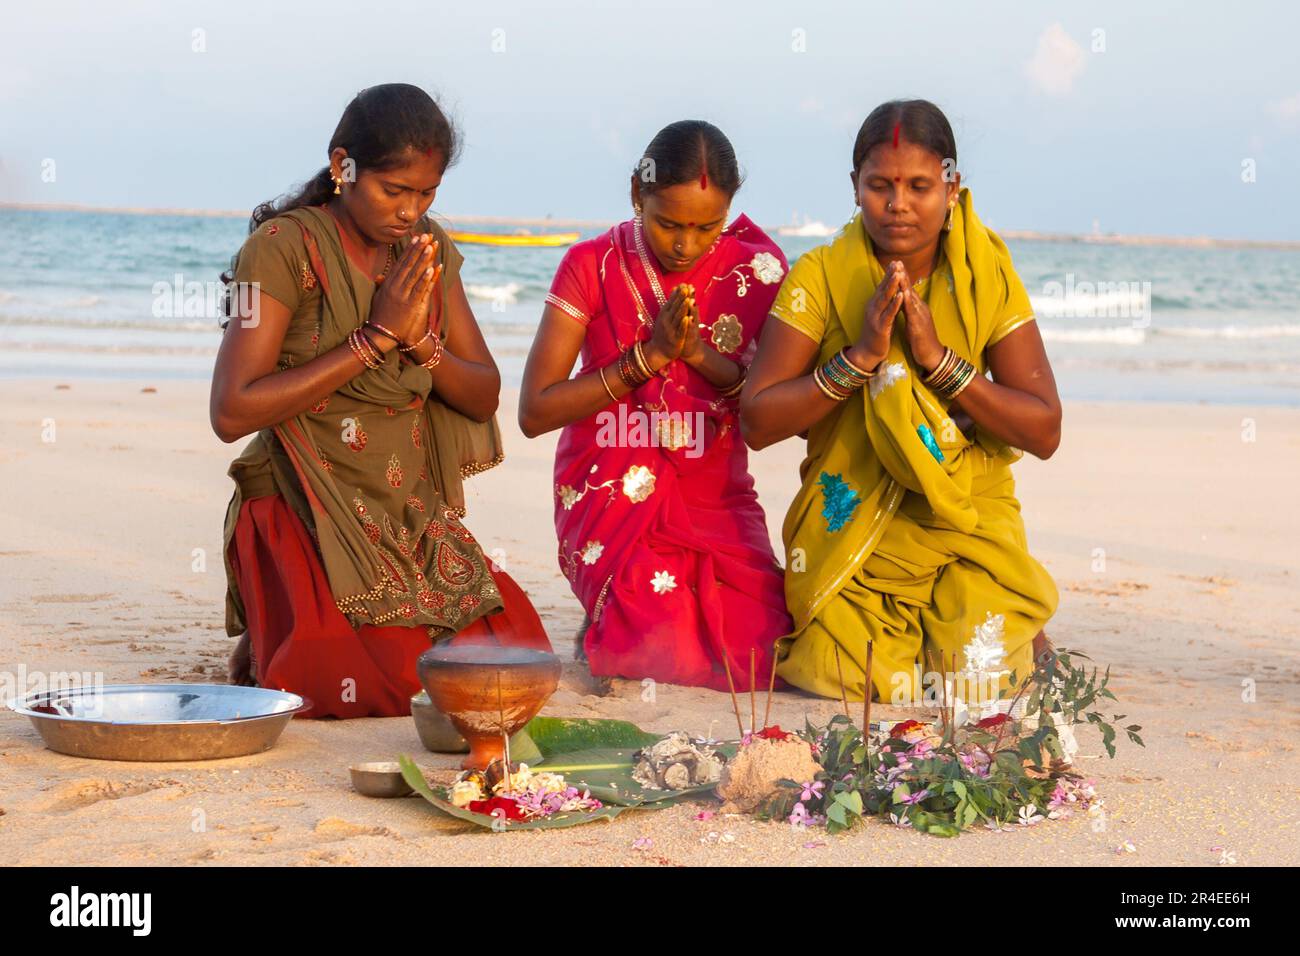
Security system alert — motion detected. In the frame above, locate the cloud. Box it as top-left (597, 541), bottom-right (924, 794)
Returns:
top-left (1025, 23), bottom-right (1086, 96)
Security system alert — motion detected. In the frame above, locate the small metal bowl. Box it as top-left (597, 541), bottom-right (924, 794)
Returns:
top-left (410, 690), bottom-right (469, 754)
top-left (349, 761), bottom-right (414, 798)
top-left (8, 683), bottom-right (305, 762)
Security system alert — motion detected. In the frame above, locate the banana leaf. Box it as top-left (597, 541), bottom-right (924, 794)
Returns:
top-left (397, 754), bottom-right (627, 831)
top-left (535, 743), bottom-right (737, 807)
top-left (509, 716), bottom-right (660, 763)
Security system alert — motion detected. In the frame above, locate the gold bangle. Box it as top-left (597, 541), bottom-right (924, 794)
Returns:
top-left (419, 335), bottom-right (444, 370)
top-left (366, 321), bottom-right (401, 344)
top-left (598, 365), bottom-right (618, 403)
top-left (399, 328), bottom-right (433, 353)
top-left (718, 367), bottom-right (746, 399)
top-left (357, 328), bottom-right (384, 368)
top-left (838, 347), bottom-right (874, 378)
top-left (633, 341), bottom-right (654, 380)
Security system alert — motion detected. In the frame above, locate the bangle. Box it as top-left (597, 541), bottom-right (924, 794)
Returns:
top-left (813, 347), bottom-right (872, 401)
top-left (922, 347), bottom-right (978, 400)
top-left (633, 341), bottom-right (655, 380)
top-left (366, 321), bottom-right (401, 344)
top-left (348, 329), bottom-right (382, 370)
top-left (618, 342), bottom-right (652, 389)
top-left (399, 328), bottom-right (433, 353)
top-left (597, 365), bottom-right (618, 403)
top-left (717, 366), bottom-right (746, 400)
top-left (812, 364), bottom-right (851, 401)
top-left (358, 328), bottom-right (385, 367)
top-left (837, 348), bottom-right (875, 378)
top-left (419, 334), bottom-right (445, 370)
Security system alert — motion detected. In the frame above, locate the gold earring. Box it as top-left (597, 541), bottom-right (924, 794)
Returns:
top-left (943, 203), bottom-right (955, 231)
top-left (333, 176), bottom-right (342, 196)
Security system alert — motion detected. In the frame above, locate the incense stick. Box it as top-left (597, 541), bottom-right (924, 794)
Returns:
top-left (763, 643), bottom-right (778, 729)
top-left (865, 642), bottom-right (877, 772)
top-left (863, 640), bottom-right (874, 735)
top-left (721, 650), bottom-right (745, 738)
top-left (833, 645), bottom-right (850, 718)
top-left (749, 648), bottom-right (757, 734)
top-left (496, 671), bottom-right (510, 793)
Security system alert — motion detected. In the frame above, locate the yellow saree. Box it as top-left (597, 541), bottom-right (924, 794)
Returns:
top-left (770, 187), bottom-right (1057, 706)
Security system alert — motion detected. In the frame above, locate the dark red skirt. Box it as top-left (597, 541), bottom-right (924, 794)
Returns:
top-left (228, 494), bottom-right (552, 718)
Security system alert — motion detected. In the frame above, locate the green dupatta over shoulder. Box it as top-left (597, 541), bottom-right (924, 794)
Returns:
top-left (221, 207), bottom-right (505, 638)
top-left (769, 188), bottom-right (1056, 704)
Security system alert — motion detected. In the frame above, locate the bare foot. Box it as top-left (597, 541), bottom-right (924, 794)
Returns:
top-left (572, 615), bottom-right (590, 662)
top-left (227, 632), bottom-right (257, 686)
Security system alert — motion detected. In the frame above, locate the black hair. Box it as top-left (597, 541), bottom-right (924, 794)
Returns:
top-left (631, 120), bottom-right (744, 200)
top-left (244, 83), bottom-right (459, 234)
top-left (220, 84), bottom-right (459, 311)
top-left (851, 99), bottom-right (957, 176)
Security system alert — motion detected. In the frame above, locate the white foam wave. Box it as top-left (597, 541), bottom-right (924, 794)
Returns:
top-left (1040, 327), bottom-right (1147, 345)
top-left (464, 282), bottom-right (521, 305)
top-left (1030, 289), bottom-right (1150, 319)
top-left (1160, 323), bottom-right (1300, 339)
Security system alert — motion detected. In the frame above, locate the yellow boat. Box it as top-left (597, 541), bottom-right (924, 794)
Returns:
top-left (448, 230), bottom-right (580, 248)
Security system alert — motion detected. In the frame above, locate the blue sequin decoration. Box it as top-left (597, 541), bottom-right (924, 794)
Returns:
top-left (818, 471), bottom-right (862, 532)
top-left (917, 423), bottom-right (945, 463)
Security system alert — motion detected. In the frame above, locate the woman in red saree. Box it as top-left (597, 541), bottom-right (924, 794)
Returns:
top-left (519, 121), bottom-right (792, 691)
top-left (212, 84), bottom-right (549, 719)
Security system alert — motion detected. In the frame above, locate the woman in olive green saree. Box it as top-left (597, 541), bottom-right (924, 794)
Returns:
top-left (742, 100), bottom-right (1060, 710)
top-left (211, 84), bottom-right (549, 718)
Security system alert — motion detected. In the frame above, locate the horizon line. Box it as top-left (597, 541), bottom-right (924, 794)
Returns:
top-left (2, 201), bottom-right (1297, 251)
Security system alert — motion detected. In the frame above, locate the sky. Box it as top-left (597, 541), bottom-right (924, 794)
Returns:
top-left (2, 0), bottom-right (1298, 240)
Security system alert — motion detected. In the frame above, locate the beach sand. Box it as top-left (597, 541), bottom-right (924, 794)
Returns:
top-left (0, 380), bottom-right (1296, 866)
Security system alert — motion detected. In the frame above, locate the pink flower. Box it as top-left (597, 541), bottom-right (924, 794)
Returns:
top-left (799, 780), bottom-right (825, 802)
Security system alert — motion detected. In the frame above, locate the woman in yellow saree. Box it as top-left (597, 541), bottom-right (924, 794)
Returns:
top-left (741, 100), bottom-right (1061, 709)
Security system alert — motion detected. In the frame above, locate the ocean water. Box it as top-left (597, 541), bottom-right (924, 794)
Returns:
top-left (2, 207), bottom-right (1297, 405)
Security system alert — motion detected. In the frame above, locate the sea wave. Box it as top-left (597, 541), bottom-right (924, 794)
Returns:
top-left (464, 282), bottom-right (523, 304)
top-left (1039, 323), bottom-right (1300, 345)
top-left (1039, 327), bottom-right (1147, 345)
top-left (0, 314), bottom-right (219, 333)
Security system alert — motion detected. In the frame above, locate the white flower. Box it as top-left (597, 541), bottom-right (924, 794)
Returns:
top-left (581, 540), bottom-right (604, 565)
top-left (651, 570), bottom-right (677, 595)
top-left (621, 465), bottom-right (656, 503)
top-left (448, 779), bottom-right (485, 807)
top-left (888, 812), bottom-right (912, 829)
top-left (1018, 805), bottom-right (1044, 826)
top-left (961, 611), bottom-right (1007, 677)
top-left (557, 484), bottom-right (580, 509)
top-left (868, 361), bottom-right (907, 398)
top-left (750, 252), bottom-right (785, 285)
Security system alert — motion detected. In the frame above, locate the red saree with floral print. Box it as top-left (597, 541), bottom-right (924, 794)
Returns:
top-left (545, 215), bottom-right (793, 691)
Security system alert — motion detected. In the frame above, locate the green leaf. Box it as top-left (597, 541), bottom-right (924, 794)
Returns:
top-left (397, 754), bottom-right (627, 830)
top-left (510, 716), bottom-right (660, 759)
top-left (534, 746), bottom-right (732, 806)
top-left (833, 790), bottom-right (864, 816)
